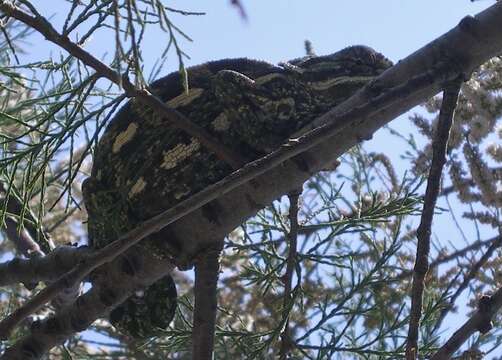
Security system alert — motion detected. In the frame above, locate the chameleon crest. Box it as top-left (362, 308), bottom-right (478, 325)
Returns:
top-left (83, 45), bottom-right (392, 338)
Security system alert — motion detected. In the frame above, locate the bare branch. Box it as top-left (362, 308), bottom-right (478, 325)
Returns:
top-left (0, 245), bottom-right (90, 287)
top-left (279, 188), bottom-right (302, 359)
top-left (229, 0), bottom-right (248, 20)
top-left (2, 249), bottom-right (173, 360)
top-left (406, 79), bottom-right (462, 359)
top-left (0, 181), bottom-right (53, 253)
top-left (394, 235), bottom-right (502, 281)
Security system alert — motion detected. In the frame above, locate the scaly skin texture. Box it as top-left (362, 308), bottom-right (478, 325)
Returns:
top-left (82, 46), bottom-right (392, 339)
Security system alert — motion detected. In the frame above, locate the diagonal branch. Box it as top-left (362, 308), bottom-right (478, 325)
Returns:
top-left (394, 235), bottom-right (502, 281)
top-left (432, 236), bottom-right (502, 332)
top-left (430, 288), bottom-right (502, 360)
top-left (0, 0), bottom-right (246, 169)
top-left (0, 181), bottom-right (81, 306)
top-left (0, 245), bottom-right (90, 287)
top-left (1, 247), bottom-right (173, 360)
top-left (405, 79), bottom-right (462, 360)
top-left (0, 181), bottom-right (53, 254)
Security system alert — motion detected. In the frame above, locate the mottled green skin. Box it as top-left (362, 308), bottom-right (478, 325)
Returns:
top-left (83, 46), bottom-right (392, 338)
top-left (108, 275), bottom-right (177, 339)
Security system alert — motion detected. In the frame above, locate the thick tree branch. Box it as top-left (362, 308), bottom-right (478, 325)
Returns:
top-left (1, 248), bottom-right (172, 360)
top-left (406, 79), bottom-right (462, 359)
top-left (0, 0), bottom-right (246, 169)
top-left (2, 2), bottom-right (502, 358)
top-left (3, 218), bottom-right (42, 259)
top-left (0, 245), bottom-right (90, 287)
top-left (0, 182), bottom-right (81, 308)
top-left (0, 187), bottom-right (196, 339)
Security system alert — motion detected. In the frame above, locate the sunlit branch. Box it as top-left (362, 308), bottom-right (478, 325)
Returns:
top-left (405, 79), bottom-right (462, 360)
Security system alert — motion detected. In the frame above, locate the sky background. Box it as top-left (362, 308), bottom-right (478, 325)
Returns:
top-left (29, 1), bottom-right (492, 71)
top-left (20, 0), bottom-right (500, 354)
top-left (26, 0), bottom-right (492, 175)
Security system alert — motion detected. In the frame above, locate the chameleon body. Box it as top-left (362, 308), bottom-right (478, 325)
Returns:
top-left (82, 46), bottom-right (392, 338)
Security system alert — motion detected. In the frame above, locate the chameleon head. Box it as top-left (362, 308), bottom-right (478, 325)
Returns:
top-left (288, 45), bottom-right (393, 101)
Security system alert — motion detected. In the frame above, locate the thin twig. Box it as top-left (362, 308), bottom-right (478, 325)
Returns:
top-left (0, 19), bottom-right (19, 63)
top-left (0, 181), bottom-right (53, 253)
top-left (432, 236), bottom-right (502, 332)
top-left (0, 0), bottom-right (246, 169)
top-left (394, 235), bottom-right (502, 281)
top-left (405, 79), bottom-right (462, 360)
top-left (164, 5), bottom-right (205, 16)
top-left (279, 188), bottom-right (302, 360)
top-left (229, 0), bottom-right (248, 21)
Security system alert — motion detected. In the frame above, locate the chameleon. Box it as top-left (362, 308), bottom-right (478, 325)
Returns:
top-left (82, 45), bottom-right (392, 339)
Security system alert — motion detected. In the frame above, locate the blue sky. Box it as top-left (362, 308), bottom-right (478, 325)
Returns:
top-left (30, 1), bottom-right (492, 72)
top-left (148, 0), bottom-right (490, 66)
top-left (27, 1), bottom-right (493, 172)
